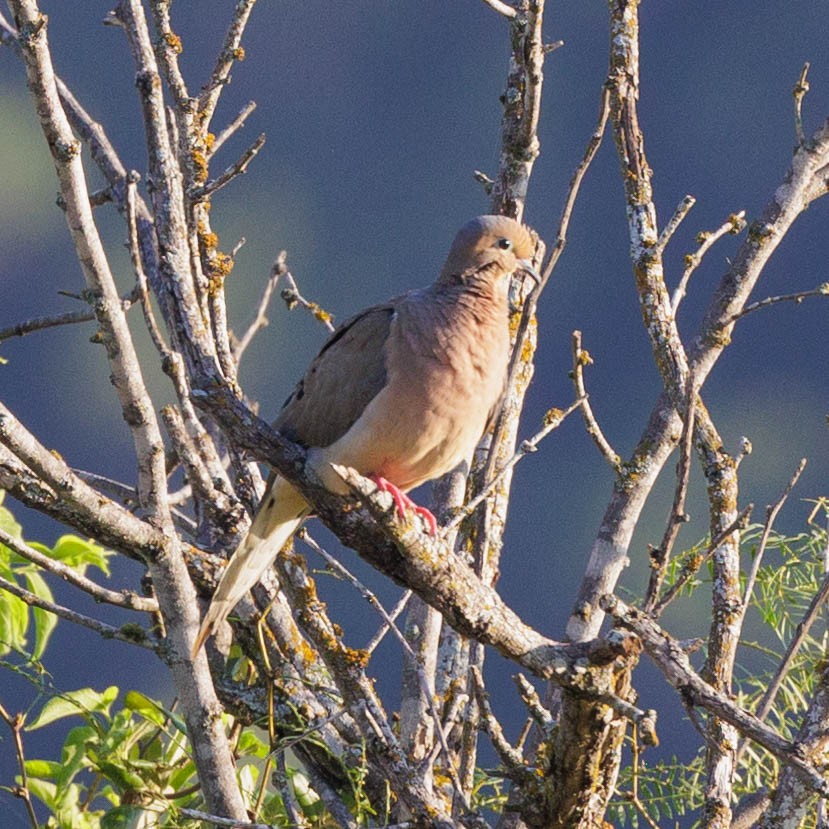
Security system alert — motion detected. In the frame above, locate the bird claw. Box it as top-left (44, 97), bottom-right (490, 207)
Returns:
top-left (372, 476), bottom-right (438, 535)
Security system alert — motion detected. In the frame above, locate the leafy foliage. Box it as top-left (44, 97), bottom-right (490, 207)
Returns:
top-left (0, 492), bottom-right (109, 659)
top-left (2, 485), bottom-right (829, 827)
top-left (608, 515), bottom-right (829, 828)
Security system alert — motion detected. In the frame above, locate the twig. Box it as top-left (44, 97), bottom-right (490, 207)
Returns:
top-left (793, 62), bottom-right (811, 146)
top-left (479, 0), bottom-right (517, 18)
top-left (0, 283), bottom-right (142, 343)
top-left (233, 251), bottom-right (334, 362)
top-left (209, 100), bottom-right (257, 158)
top-left (274, 752), bottom-right (308, 829)
top-left (722, 283), bottom-right (828, 325)
top-left (126, 174), bottom-right (170, 357)
top-left (274, 547), bottom-right (451, 822)
top-left (0, 528), bottom-right (158, 612)
top-left (298, 531), bottom-right (469, 808)
top-left (603, 594), bottom-right (829, 799)
top-left (0, 700), bottom-right (39, 829)
top-left (570, 331), bottom-right (621, 471)
top-left (656, 194), bottom-right (696, 252)
top-left (0, 574), bottom-right (157, 649)
top-left (739, 458), bottom-right (807, 613)
top-left (175, 809), bottom-right (270, 829)
top-left (671, 211), bottom-right (747, 312)
top-left (160, 406), bottom-right (245, 542)
top-left (365, 590), bottom-right (412, 655)
top-left (644, 375), bottom-right (697, 613)
top-left (470, 665), bottom-right (525, 771)
top-left (513, 673), bottom-right (553, 732)
top-left (198, 0), bottom-right (259, 128)
top-left (443, 396), bottom-right (583, 533)
top-left (191, 132), bottom-right (266, 201)
top-left (0, 299), bottom-right (125, 343)
top-left (541, 84), bottom-right (612, 286)
top-left (650, 504), bottom-right (753, 617)
top-left (279, 270), bottom-right (336, 332)
top-left (594, 693), bottom-right (658, 747)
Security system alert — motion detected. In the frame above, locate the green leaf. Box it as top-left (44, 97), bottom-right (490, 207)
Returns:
top-left (0, 492), bottom-right (23, 540)
top-left (24, 776), bottom-right (58, 810)
top-left (49, 534), bottom-right (111, 575)
top-left (57, 725), bottom-right (97, 788)
top-left (95, 759), bottom-right (146, 793)
top-left (24, 570), bottom-right (57, 658)
top-left (27, 685), bottom-right (119, 730)
top-left (0, 584), bottom-right (29, 655)
top-left (123, 690), bottom-right (166, 727)
top-left (101, 805), bottom-right (159, 829)
top-left (24, 758), bottom-right (63, 780)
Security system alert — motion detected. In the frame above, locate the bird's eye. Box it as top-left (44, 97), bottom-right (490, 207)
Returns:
top-left (496, 238), bottom-right (512, 250)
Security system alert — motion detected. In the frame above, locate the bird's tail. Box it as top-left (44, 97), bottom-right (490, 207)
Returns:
top-left (191, 476), bottom-right (309, 657)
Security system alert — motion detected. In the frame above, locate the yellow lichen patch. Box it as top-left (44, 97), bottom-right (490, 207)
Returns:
top-left (543, 407), bottom-right (564, 427)
top-left (163, 31), bottom-right (183, 54)
top-left (310, 304), bottom-right (333, 325)
top-left (197, 224), bottom-right (218, 251)
top-left (341, 646), bottom-right (370, 669)
top-left (191, 145), bottom-right (209, 185)
top-left (576, 347), bottom-right (593, 367)
top-left (232, 46), bottom-right (246, 61)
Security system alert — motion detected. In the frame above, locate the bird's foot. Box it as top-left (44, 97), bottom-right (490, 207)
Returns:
top-left (372, 476), bottom-right (438, 535)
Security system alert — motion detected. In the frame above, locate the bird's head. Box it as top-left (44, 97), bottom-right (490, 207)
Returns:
top-left (438, 215), bottom-right (539, 287)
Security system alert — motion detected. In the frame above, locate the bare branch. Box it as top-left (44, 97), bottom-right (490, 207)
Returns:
top-left (0, 298), bottom-right (131, 343)
top-left (479, 0), bottom-right (518, 18)
top-left (198, 0), bottom-right (259, 128)
top-left (443, 396), bottom-right (583, 533)
top-left (0, 574), bottom-right (157, 649)
top-left (0, 403), bottom-right (164, 554)
top-left (299, 530), bottom-right (467, 809)
top-left (513, 674), bottom-right (553, 732)
top-left (191, 132), bottom-right (266, 201)
top-left (793, 62), bottom-right (811, 146)
top-left (643, 375), bottom-right (697, 613)
top-left (0, 528), bottom-right (158, 612)
top-left (671, 211), bottom-right (746, 312)
top-left (209, 100), bottom-right (257, 158)
top-left (570, 331), bottom-right (621, 471)
top-left (273, 547), bottom-right (454, 823)
top-left (722, 283), bottom-right (828, 325)
top-left (656, 193), bottom-right (695, 252)
top-left (470, 665), bottom-right (525, 772)
top-left (604, 595), bottom-right (829, 800)
top-left (650, 505), bottom-right (753, 617)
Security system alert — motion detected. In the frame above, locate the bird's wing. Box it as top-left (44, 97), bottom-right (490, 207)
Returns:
top-left (274, 303), bottom-right (396, 449)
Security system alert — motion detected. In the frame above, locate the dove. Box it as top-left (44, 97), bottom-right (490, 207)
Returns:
top-left (193, 215), bottom-right (538, 656)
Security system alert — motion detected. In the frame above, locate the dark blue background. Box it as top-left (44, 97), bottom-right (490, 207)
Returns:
top-left (1, 2), bottom-right (827, 825)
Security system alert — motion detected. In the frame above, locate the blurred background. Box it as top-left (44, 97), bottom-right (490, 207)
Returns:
top-left (1, 1), bottom-right (827, 825)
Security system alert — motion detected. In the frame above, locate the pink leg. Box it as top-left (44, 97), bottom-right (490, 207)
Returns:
top-left (372, 476), bottom-right (438, 535)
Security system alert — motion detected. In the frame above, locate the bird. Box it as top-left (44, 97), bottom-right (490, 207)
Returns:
top-left (192, 215), bottom-right (538, 656)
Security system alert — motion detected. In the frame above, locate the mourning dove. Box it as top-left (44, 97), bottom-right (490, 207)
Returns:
top-left (193, 215), bottom-right (538, 655)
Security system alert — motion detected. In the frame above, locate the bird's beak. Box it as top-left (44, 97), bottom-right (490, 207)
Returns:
top-left (517, 258), bottom-right (541, 286)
